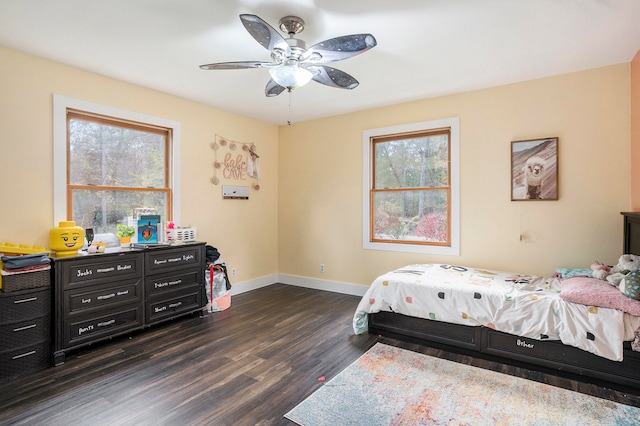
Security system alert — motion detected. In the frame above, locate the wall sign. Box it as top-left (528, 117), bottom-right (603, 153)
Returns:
top-left (210, 134), bottom-right (260, 190)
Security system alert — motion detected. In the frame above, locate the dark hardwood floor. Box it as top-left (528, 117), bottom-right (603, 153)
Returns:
top-left (1, 284), bottom-right (639, 426)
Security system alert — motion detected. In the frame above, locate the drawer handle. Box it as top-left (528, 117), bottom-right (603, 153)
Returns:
top-left (13, 350), bottom-right (36, 360)
top-left (169, 302), bottom-right (182, 309)
top-left (97, 293), bottom-right (116, 300)
top-left (13, 324), bottom-right (37, 332)
top-left (97, 319), bottom-right (116, 327)
top-left (14, 297), bottom-right (38, 304)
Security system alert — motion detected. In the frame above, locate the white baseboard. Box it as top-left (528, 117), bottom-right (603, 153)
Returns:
top-left (228, 274), bottom-right (369, 297)
top-left (229, 274), bottom-right (278, 295)
top-left (277, 274), bottom-right (369, 296)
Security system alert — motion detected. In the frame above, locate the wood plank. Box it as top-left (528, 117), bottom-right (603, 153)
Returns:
top-left (0, 284), bottom-right (637, 425)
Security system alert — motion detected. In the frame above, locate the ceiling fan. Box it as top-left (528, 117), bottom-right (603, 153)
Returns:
top-left (200, 14), bottom-right (377, 97)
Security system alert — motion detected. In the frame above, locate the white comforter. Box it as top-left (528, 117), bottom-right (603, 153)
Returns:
top-left (353, 264), bottom-right (640, 361)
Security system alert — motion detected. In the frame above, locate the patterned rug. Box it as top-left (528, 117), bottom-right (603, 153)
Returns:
top-left (285, 343), bottom-right (640, 425)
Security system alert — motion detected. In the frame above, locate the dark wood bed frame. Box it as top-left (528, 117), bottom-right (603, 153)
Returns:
top-left (368, 212), bottom-right (640, 389)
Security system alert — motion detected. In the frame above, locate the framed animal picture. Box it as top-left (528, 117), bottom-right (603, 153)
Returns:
top-left (511, 137), bottom-right (558, 201)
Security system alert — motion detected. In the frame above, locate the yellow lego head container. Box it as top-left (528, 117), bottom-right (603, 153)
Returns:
top-left (49, 221), bottom-right (84, 257)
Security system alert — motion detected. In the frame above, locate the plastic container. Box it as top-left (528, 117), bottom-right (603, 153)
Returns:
top-left (167, 227), bottom-right (197, 242)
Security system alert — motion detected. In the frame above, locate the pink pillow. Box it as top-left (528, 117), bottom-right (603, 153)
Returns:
top-left (560, 277), bottom-right (640, 316)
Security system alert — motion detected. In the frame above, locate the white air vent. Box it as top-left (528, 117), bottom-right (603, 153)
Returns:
top-left (222, 185), bottom-right (249, 200)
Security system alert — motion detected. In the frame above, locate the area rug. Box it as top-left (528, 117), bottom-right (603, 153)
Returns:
top-left (285, 343), bottom-right (640, 425)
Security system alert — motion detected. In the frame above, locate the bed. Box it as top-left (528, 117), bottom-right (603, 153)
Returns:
top-left (353, 212), bottom-right (640, 389)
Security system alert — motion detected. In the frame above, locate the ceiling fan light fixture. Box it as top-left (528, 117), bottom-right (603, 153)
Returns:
top-left (200, 14), bottom-right (377, 96)
top-left (269, 64), bottom-right (313, 89)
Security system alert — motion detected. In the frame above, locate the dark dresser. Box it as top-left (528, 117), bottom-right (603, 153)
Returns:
top-left (0, 287), bottom-right (51, 379)
top-left (52, 242), bottom-right (205, 365)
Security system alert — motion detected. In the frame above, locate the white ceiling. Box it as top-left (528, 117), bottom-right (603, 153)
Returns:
top-left (1, 0), bottom-right (640, 126)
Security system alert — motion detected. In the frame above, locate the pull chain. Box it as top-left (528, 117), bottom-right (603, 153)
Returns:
top-left (287, 88), bottom-right (293, 125)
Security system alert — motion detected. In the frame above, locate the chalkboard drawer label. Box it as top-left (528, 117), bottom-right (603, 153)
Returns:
top-left (68, 280), bottom-right (142, 314)
top-left (146, 270), bottom-right (201, 294)
top-left (65, 307), bottom-right (142, 347)
top-left (145, 247), bottom-right (201, 273)
top-left (62, 253), bottom-right (143, 288)
top-left (147, 291), bottom-right (201, 323)
top-left (484, 329), bottom-right (569, 360)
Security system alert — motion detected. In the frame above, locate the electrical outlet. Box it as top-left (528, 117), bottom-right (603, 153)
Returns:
top-left (231, 268), bottom-right (236, 277)
top-left (320, 264), bottom-right (325, 273)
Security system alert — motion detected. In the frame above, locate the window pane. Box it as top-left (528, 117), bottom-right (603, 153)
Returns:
top-left (71, 189), bottom-right (168, 234)
top-left (69, 118), bottom-right (166, 187)
top-left (374, 134), bottom-right (449, 189)
top-left (373, 189), bottom-right (448, 243)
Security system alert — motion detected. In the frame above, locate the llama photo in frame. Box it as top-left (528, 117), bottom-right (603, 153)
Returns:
top-left (511, 137), bottom-right (558, 200)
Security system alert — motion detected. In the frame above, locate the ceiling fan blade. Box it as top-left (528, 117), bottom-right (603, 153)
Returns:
top-left (301, 34), bottom-right (376, 63)
top-left (309, 66), bottom-right (359, 90)
top-left (240, 14), bottom-right (291, 57)
top-left (199, 61), bottom-right (271, 70)
top-left (265, 79), bottom-right (286, 97)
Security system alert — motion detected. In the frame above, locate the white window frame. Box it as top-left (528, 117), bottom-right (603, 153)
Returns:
top-left (362, 117), bottom-right (460, 255)
top-left (53, 94), bottom-right (181, 227)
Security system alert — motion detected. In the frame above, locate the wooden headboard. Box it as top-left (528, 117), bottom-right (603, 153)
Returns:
top-left (622, 212), bottom-right (640, 255)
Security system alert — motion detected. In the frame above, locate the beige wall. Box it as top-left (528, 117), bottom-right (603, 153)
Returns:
top-left (0, 43), bottom-right (634, 289)
top-left (0, 45), bottom-right (279, 282)
top-left (279, 64), bottom-right (631, 284)
top-left (632, 50), bottom-right (640, 210)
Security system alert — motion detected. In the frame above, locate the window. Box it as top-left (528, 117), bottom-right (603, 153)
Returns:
top-left (53, 95), bottom-right (181, 233)
top-left (362, 118), bottom-right (459, 255)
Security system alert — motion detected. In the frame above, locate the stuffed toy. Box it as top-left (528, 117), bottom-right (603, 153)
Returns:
top-left (604, 254), bottom-right (640, 288)
top-left (590, 261), bottom-right (610, 280)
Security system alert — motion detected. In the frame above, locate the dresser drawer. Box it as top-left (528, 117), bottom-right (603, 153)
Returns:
top-left (483, 328), bottom-right (640, 385)
top-left (146, 269), bottom-right (202, 296)
top-left (484, 329), bottom-right (573, 361)
top-left (146, 287), bottom-right (203, 324)
top-left (0, 316), bottom-right (50, 351)
top-left (64, 305), bottom-right (143, 348)
top-left (145, 245), bottom-right (203, 274)
top-left (60, 253), bottom-right (143, 289)
top-left (65, 279), bottom-right (143, 316)
top-left (369, 311), bottom-right (482, 351)
top-left (0, 342), bottom-right (51, 379)
top-left (0, 288), bottom-right (50, 323)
